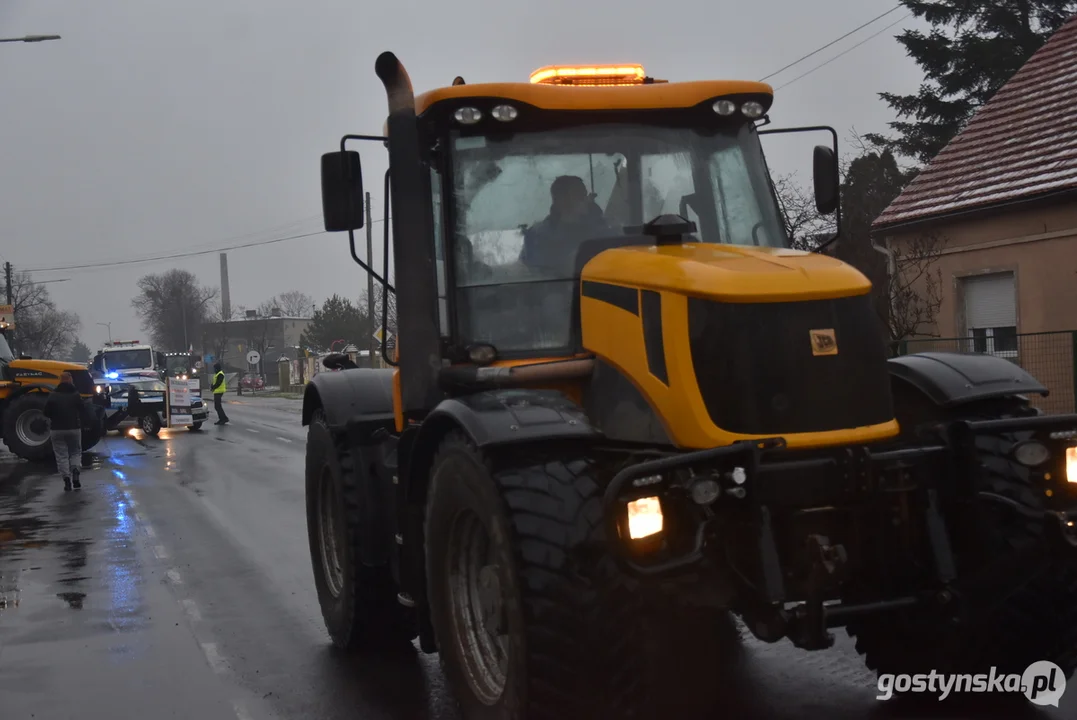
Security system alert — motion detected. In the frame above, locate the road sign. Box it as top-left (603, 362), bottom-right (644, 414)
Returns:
top-left (0, 304), bottom-right (13, 328)
top-left (372, 327), bottom-right (384, 342)
top-left (246, 350), bottom-right (261, 366)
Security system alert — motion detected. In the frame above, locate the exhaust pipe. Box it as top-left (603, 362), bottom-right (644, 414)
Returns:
top-left (375, 51), bottom-right (415, 115)
top-left (372, 51), bottom-right (443, 416)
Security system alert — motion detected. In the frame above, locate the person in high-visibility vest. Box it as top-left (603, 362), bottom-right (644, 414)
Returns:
top-left (211, 363), bottom-right (230, 425)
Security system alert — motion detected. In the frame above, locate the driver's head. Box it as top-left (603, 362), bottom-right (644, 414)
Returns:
top-left (550, 175), bottom-right (590, 222)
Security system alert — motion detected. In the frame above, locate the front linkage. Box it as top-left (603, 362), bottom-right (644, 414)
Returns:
top-left (603, 412), bottom-right (1077, 652)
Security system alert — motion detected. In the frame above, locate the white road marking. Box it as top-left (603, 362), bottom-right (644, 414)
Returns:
top-left (247, 428), bottom-right (259, 434)
top-left (201, 642), bottom-right (229, 674)
top-left (143, 524), bottom-right (156, 539)
top-left (153, 545), bottom-right (169, 560)
top-left (180, 599), bottom-right (202, 622)
top-left (166, 569), bottom-right (183, 585)
top-left (276, 436), bottom-right (292, 443)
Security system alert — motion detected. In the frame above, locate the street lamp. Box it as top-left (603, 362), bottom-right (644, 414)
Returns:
top-left (0, 35), bottom-right (62, 43)
top-left (97, 322), bottom-right (112, 344)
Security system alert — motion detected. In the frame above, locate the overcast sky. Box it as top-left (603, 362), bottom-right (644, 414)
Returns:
top-left (1, 0), bottom-right (924, 351)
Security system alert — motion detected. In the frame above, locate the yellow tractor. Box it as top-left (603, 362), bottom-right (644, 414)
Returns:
top-left (303, 54), bottom-right (1077, 717)
top-left (0, 322), bottom-right (109, 461)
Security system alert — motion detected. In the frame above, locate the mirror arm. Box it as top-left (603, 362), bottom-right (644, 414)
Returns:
top-left (758, 124), bottom-right (842, 248)
top-left (348, 229), bottom-right (394, 291)
top-left (339, 134), bottom-right (396, 292)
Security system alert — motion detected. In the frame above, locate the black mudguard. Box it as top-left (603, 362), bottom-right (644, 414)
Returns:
top-left (404, 389), bottom-right (601, 506)
top-left (888, 351), bottom-right (1048, 408)
top-left (302, 368), bottom-right (396, 428)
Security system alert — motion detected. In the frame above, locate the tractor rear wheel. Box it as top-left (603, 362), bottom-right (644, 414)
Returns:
top-left (2, 393), bottom-right (53, 462)
top-left (425, 432), bottom-right (646, 720)
top-left (305, 409), bottom-right (416, 651)
top-left (847, 397), bottom-right (1077, 691)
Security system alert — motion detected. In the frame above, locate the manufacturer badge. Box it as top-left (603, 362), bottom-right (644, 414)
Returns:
top-left (809, 329), bottom-right (838, 356)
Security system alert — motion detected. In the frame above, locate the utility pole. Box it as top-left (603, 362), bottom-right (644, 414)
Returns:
top-left (365, 192), bottom-right (376, 368)
top-left (4, 262), bottom-right (12, 306)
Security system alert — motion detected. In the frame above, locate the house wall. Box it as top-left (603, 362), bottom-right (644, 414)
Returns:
top-left (884, 200), bottom-right (1077, 414)
top-left (884, 200), bottom-right (1077, 338)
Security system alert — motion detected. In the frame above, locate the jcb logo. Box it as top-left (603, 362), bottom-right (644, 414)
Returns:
top-left (810, 329), bottom-right (838, 356)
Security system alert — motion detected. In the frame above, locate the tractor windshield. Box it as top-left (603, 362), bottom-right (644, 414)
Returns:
top-left (448, 122), bottom-right (787, 353)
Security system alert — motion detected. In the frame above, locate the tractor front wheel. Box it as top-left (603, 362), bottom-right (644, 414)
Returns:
top-left (847, 397), bottom-right (1077, 692)
top-left (2, 393), bottom-right (53, 462)
top-left (305, 409), bottom-right (416, 651)
top-left (425, 432), bottom-right (646, 720)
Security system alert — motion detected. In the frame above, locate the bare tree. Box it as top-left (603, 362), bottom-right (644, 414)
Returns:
top-left (885, 233), bottom-right (944, 342)
top-left (132, 269), bottom-right (217, 350)
top-left (771, 173), bottom-right (837, 251)
top-left (9, 271), bottom-right (81, 358)
top-left (277, 290), bottom-right (314, 317)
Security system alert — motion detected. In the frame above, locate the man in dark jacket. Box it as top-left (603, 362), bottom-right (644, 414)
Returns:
top-left (520, 175), bottom-right (614, 276)
top-left (44, 371), bottom-right (87, 491)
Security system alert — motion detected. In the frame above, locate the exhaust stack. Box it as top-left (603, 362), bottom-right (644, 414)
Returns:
top-left (375, 51), bottom-right (442, 416)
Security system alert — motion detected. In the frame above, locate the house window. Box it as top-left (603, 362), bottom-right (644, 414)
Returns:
top-left (963, 272), bottom-right (1017, 358)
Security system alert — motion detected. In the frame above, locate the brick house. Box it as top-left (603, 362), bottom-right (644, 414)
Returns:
top-left (872, 15), bottom-right (1077, 413)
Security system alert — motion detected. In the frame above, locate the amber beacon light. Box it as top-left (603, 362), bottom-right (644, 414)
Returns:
top-left (529, 64), bottom-right (646, 86)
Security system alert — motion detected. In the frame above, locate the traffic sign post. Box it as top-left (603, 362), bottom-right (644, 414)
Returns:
top-left (246, 350), bottom-right (261, 366)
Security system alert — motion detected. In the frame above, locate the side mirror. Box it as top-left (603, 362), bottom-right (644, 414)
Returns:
top-left (321, 151), bottom-right (365, 232)
top-left (812, 145), bottom-right (839, 215)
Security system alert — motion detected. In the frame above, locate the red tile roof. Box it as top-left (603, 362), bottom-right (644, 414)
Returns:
top-left (874, 14), bottom-right (1077, 231)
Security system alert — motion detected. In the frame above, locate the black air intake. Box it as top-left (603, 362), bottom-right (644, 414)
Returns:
top-left (687, 293), bottom-right (893, 435)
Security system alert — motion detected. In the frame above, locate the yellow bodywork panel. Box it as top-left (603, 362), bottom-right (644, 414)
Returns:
top-left (415, 80), bottom-right (772, 116)
top-left (579, 249), bottom-right (899, 451)
top-left (583, 244), bottom-right (873, 303)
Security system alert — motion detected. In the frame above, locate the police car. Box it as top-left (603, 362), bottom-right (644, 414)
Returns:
top-left (103, 373), bottom-right (209, 436)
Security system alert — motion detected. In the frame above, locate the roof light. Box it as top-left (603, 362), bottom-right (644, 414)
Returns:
top-left (713, 100), bottom-right (737, 116)
top-left (491, 104), bottom-right (518, 122)
top-left (530, 64), bottom-right (646, 86)
top-left (742, 101), bottom-right (766, 119)
top-left (454, 106), bottom-right (482, 124)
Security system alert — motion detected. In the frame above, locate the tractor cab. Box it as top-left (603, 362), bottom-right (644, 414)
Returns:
top-left (322, 58), bottom-right (846, 438)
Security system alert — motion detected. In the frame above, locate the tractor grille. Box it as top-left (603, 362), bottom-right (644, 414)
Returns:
top-left (686, 293), bottom-right (894, 436)
top-left (69, 368), bottom-right (96, 396)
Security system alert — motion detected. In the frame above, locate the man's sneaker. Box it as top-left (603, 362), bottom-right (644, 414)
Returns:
top-left (63, 477), bottom-right (72, 492)
top-left (72, 468), bottom-right (81, 490)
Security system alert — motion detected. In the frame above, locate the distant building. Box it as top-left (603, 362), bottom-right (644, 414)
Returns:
top-left (201, 308), bottom-right (311, 375)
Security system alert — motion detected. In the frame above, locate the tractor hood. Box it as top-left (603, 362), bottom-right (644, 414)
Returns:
top-left (581, 244), bottom-right (871, 303)
top-left (9, 358), bottom-right (88, 378)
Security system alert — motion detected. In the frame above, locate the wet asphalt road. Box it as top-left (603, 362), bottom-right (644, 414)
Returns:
top-left (0, 394), bottom-right (1073, 720)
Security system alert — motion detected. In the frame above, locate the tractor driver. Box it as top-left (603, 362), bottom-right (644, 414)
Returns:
top-left (520, 175), bottom-right (613, 275)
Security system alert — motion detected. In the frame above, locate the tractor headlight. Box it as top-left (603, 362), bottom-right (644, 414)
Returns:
top-left (626, 496), bottom-right (663, 540)
top-left (1013, 440), bottom-right (1051, 467)
top-left (1066, 446), bottom-right (1077, 484)
top-left (467, 343), bottom-right (497, 365)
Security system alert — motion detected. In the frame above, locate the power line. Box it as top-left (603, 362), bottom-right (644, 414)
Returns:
top-left (759, 4), bottom-right (903, 82)
top-left (25, 216), bottom-right (391, 273)
top-left (775, 13), bottom-right (912, 90)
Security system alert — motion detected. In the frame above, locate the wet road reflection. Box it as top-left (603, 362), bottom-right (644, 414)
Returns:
top-left (1, 397), bottom-right (1073, 720)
